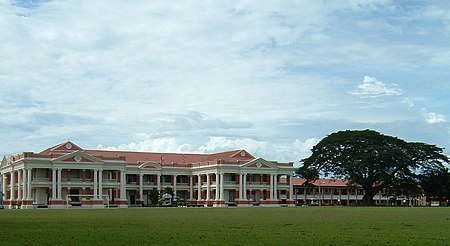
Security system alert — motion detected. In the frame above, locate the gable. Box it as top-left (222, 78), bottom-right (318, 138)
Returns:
top-left (139, 161), bottom-right (162, 170)
top-left (40, 141), bottom-right (83, 154)
top-left (52, 151), bottom-right (104, 164)
top-left (246, 162), bottom-right (271, 168)
top-left (240, 158), bottom-right (279, 169)
top-left (1, 156), bottom-right (8, 168)
top-left (230, 150), bottom-right (255, 159)
top-left (60, 156), bottom-right (94, 163)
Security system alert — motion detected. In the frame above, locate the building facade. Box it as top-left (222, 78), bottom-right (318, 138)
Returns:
top-left (0, 141), bottom-right (295, 209)
top-left (292, 178), bottom-right (427, 206)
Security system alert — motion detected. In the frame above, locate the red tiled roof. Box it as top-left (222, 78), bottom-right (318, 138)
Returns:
top-left (31, 141), bottom-right (290, 167)
top-left (290, 178), bottom-right (350, 187)
top-left (86, 150), bottom-right (206, 165)
top-left (85, 149), bottom-right (256, 166)
top-left (5, 142), bottom-right (294, 169)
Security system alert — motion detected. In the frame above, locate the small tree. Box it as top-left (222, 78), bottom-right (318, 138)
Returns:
top-left (164, 187), bottom-right (174, 197)
top-left (148, 189), bottom-right (160, 205)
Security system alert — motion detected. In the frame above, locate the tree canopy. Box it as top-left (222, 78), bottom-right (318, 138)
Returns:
top-left (298, 129), bottom-right (449, 205)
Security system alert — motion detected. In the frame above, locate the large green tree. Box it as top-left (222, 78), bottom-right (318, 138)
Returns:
top-left (298, 129), bottom-right (449, 205)
top-left (419, 168), bottom-right (450, 204)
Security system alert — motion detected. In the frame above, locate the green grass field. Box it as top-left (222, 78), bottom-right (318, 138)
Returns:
top-left (1, 207), bottom-right (449, 245)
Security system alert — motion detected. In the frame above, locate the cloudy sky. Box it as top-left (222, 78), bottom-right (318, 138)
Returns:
top-left (1, 0), bottom-right (449, 166)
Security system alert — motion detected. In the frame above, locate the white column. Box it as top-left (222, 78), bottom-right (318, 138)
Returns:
top-left (197, 175), bottom-right (201, 201)
top-left (27, 169), bottom-right (32, 200)
top-left (243, 174), bottom-right (247, 200)
top-left (2, 174), bottom-right (6, 199)
top-left (51, 169), bottom-right (56, 199)
top-left (289, 175), bottom-right (294, 200)
top-left (120, 170), bottom-right (126, 199)
top-left (57, 168), bottom-right (62, 199)
top-left (173, 175), bottom-right (177, 198)
top-left (239, 174), bottom-right (244, 199)
top-left (270, 174), bottom-right (274, 200)
top-left (206, 174), bottom-right (210, 201)
top-left (157, 174), bottom-right (161, 192)
top-left (10, 171), bottom-right (15, 200)
top-left (139, 174), bottom-right (143, 201)
top-left (98, 169), bottom-right (103, 199)
top-left (17, 170), bottom-right (22, 200)
top-left (220, 173), bottom-right (224, 200)
top-left (189, 175), bottom-right (193, 200)
top-left (215, 173), bottom-right (220, 200)
top-left (22, 169), bottom-right (27, 200)
top-left (274, 174), bottom-right (278, 200)
top-left (93, 169), bottom-right (98, 199)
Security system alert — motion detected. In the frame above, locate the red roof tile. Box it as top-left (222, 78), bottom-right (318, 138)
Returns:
top-left (35, 142), bottom-right (290, 167)
top-left (85, 149), bottom-right (255, 166)
top-left (290, 178), bottom-right (351, 187)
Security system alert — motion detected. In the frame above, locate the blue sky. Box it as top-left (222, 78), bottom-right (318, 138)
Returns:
top-left (1, 0), bottom-right (449, 166)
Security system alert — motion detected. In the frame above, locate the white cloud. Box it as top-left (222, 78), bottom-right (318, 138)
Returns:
top-left (402, 97), bottom-right (414, 108)
top-left (352, 76), bottom-right (402, 97)
top-left (99, 136), bottom-right (319, 167)
top-left (98, 137), bottom-right (195, 153)
top-left (423, 110), bottom-right (447, 124)
top-left (0, 1), bottom-right (449, 158)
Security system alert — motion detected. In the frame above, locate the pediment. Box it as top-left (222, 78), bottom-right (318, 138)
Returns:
top-left (41, 141), bottom-right (83, 154)
top-left (139, 161), bottom-right (162, 170)
top-left (240, 158), bottom-right (278, 169)
top-left (230, 150), bottom-right (255, 159)
top-left (52, 151), bottom-right (104, 164)
top-left (1, 156), bottom-right (8, 168)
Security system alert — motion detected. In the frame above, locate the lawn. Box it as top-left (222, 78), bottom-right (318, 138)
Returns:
top-left (1, 207), bottom-right (449, 245)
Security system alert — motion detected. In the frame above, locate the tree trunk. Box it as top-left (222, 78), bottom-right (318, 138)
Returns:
top-left (362, 187), bottom-right (376, 205)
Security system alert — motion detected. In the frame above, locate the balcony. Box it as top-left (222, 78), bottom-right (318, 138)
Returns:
top-left (102, 179), bottom-right (118, 184)
top-left (66, 178), bottom-right (84, 183)
top-left (246, 182), bottom-right (269, 186)
top-left (143, 181), bottom-right (155, 186)
top-left (32, 178), bottom-right (50, 184)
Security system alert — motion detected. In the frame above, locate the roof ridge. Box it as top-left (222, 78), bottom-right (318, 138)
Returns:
top-left (89, 149), bottom-right (209, 156)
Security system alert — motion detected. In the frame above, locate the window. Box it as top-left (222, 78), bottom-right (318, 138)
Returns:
top-left (71, 170), bottom-right (81, 179)
top-left (229, 174), bottom-right (236, 182)
top-left (147, 175), bottom-right (155, 182)
top-left (252, 175), bottom-right (260, 182)
top-left (127, 174), bottom-right (137, 184)
top-left (85, 171), bottom-right (91, 180)
top-left (162, 175), bottom-right (171, 183)
top-left (177, 175), bottom-right (188, 184)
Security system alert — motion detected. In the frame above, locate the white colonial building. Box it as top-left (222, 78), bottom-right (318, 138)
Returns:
top-left (0, 141), bottom-right (295, 209)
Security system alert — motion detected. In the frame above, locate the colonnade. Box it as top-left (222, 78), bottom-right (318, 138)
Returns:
top-left (1, 168), bottom-right (33, 202)
top-left (133, 172), bottom-right (294, 204)
top-left (0, 168), bottom-right (127, 205)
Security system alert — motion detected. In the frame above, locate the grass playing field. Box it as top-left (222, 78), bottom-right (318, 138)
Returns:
top-left (1, 206), bottom-right (449, 245)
